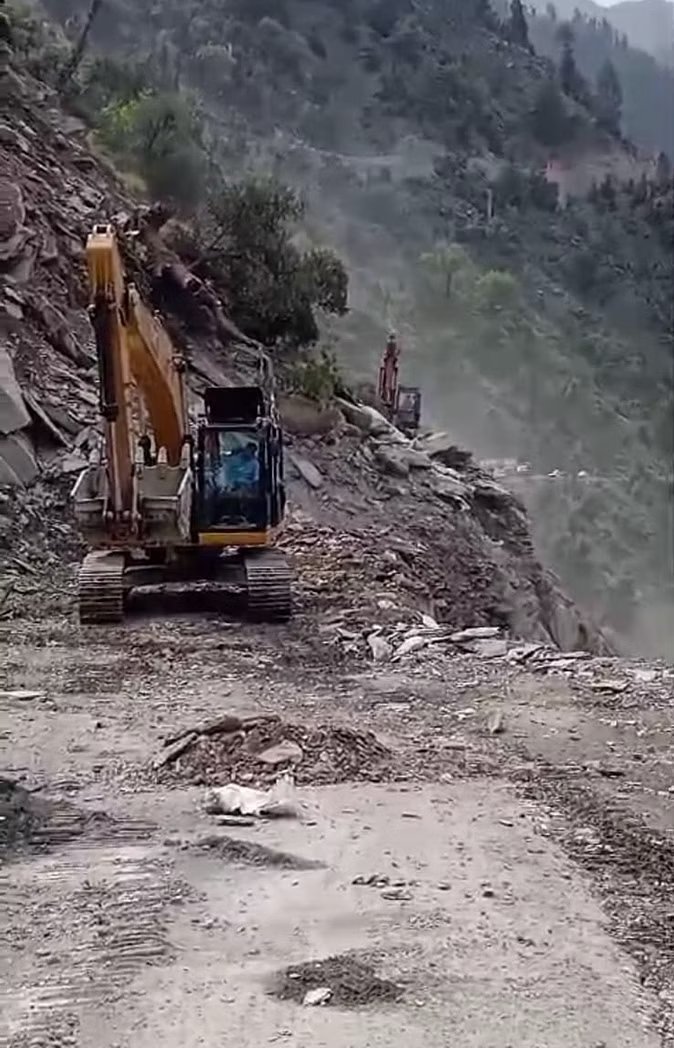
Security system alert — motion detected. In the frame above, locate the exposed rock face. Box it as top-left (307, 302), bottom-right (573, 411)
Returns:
top-left (0, 343), bottom-right (30, 435)
top-left (0, 179), bottom-right (28, 266)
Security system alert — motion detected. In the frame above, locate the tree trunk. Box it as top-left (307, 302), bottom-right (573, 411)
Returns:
top-left (58, 0), bottom-right (104, 90)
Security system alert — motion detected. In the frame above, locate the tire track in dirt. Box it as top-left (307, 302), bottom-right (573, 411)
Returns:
top-left (0, 832), bottom-right (186, 1048)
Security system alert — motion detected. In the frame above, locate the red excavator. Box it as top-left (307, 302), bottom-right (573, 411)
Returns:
top-left (377, 332), bottom-right (421, 436)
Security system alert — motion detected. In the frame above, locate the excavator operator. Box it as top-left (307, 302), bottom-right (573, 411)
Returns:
top-left (202, 431), bottom-right (261, 526)
top-left (229, 441), bottom-right (260, 493)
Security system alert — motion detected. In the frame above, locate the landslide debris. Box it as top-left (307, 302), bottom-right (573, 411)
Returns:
top-left (271, 954), bottom-right (405, 1008)
top-left (156, 713), bottom-right (396, 788)
top-left (0, 36), bottom-right (606, 652)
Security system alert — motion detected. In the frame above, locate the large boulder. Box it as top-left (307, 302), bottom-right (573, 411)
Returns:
top-left (374, 443), bottom-right (432, 477)
top-left (429, 469), bottom-right (470, 508)
top-left (335, 397), bottom-right (405, 440)
top-left (0, 180), bottom-right (29, 268)
top-left (279, 394), bottom-right (343, 436)
top-left (0, 432), bottom-right (37, 485)
top-left (0, 343), bottom-right (29, 435)
top-left (289, 452), bottom-right (323, 490)
top-left (415, 431), bottom-right (472, 470)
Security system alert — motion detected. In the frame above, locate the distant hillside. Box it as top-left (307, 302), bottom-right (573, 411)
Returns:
top-left (531, 0), bottom-right (674, 65)
top-left (528, 5), bottom-right (674, 155)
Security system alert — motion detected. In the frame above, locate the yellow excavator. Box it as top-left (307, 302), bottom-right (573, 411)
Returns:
top-left (71, 224), bottom-right (291, 624)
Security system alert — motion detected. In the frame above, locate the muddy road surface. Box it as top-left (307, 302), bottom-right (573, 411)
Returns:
top-left (1, 611), bottom-right (672, 1048)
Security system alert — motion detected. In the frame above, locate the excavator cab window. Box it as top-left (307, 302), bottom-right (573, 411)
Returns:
top-left (199, 427), bottom-right (263, 529)
top-left (396, 387), bottom-right (421, 432)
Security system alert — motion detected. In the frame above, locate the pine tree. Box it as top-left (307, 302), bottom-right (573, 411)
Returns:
top-left (595, 59), bottom-right (622, 135)
top-left (531, 80), bottom-right (569, 146)
top-left (655, 151), bottom-right (672, 186)
top-left (557, 23), bottom-right (577, 96)
top-left (509, 0), bottom-right (530, 49)
top-left (557, 22), bottom-right (589, 103)
top-left (58, 0), bottom-right (104, 90)
top-left (475, 0), bottom-right (498, 30)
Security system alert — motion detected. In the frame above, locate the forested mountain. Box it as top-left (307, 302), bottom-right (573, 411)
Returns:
top-left (9, 0), bottom-right (674, 648)
top-left (527, 3), bottom-right (674, 154)
top-left (530, 0), bottom-right (674, 66)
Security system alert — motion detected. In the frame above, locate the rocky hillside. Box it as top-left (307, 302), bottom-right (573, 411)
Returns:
top-left (0, 31), bottom-right (608, 654)
top-left (5, 0), bottom-right (674, 650)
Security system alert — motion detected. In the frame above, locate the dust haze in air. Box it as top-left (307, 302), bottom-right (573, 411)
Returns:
top-left (244, 128), bottom-right (673, 659)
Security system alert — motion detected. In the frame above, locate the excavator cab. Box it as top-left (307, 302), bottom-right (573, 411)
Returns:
top-left (395, 386), bottom-right (422, 436)
top-left (195, 387), bottom-right (285, 544)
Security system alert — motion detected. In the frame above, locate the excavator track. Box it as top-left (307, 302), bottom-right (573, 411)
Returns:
top-left (244, 550), bottom-right (292, 623)
top-left (78, 552), bottom-right (126, 625)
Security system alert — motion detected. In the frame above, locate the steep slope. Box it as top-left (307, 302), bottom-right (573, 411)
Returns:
top-left (0, 30), bottom-right (606, 652)
top-left (7, 0), bottom-right (674, 649)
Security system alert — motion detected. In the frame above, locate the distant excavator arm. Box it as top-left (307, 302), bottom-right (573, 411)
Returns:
top-left (86, 225), bottom-right (189, 526)
top-left (377, 331), bottom-right (400, 420)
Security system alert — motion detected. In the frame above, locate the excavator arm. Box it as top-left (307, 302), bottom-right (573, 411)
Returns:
top-left (377, 332), bottom-right (400, 421)
top-left (85, 225), bottom-right (189, 529)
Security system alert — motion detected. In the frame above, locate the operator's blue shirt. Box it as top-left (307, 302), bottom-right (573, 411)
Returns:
top-left (225, 450), bottom-right (259, 492)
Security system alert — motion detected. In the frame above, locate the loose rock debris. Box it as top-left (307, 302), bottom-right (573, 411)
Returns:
top-left (183, 835), bottom-right (323, 871)
top-left (520, 767), bottom-right (674, 1043)
top-left (0, 777), bottom-right (55, 855)
top-left (157, 714), bottom-right (395, 787)
top-left (271, 954), bottom-right (405, 1007)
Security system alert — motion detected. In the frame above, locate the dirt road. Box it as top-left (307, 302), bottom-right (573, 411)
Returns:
top-left (1, 612), bottom-right (672, 1048)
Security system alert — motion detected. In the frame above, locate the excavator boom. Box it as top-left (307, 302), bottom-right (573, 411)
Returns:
top-left (126, 285), bottom-right (188, 466)
top-left (74, 225), bottom-right (194, 560)
top-left (86, 226), bottom-right (135, 525)
top-left (88, 225), bottom-right (189, 469)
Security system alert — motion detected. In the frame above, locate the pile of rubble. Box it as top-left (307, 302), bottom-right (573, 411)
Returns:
top-left (155, 712), bottom-right (396, 788)
top-left (341, 608), bottom-right (673, 708)
top-left (281, 401), bottom-right (608, 651)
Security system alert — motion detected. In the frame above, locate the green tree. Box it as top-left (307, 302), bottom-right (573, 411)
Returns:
top-left (509, 0), bottom-right (530, 49)
top-left (595, 59), bottom-right (622, 135)
top-left (0, 7), bottom-right (12, 46)
top-left (531, 80), bottom-right (570, 146)
top-left (474, 270), bottom-right (519, 313)
top-left (58, 0), bottom-right (103, 90)
top-left (420, 242), bottom-right (471, 299)
top-left (98, 91), bottom-right (206, 208)
top-left (557, 23), bottom-right (586, 101)
top-left (655, 151), bottom-right (672, 186)
top-left (199, 178), bottom-right (348, 347)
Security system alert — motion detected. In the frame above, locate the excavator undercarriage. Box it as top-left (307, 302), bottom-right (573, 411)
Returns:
top-left (76, 548), bottom-right (292, 625)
